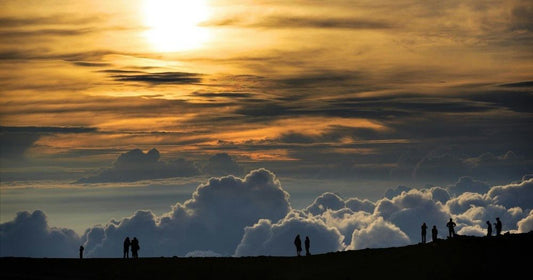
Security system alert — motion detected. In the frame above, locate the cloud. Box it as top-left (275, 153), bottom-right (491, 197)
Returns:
top-left (498, 81), bottom-right (533, 88)
top-left (234, 212), bottom-right (345, 256)
top-left (374, 188), bottom-right (450, 242)
top-left (345, 197), bottom-right (375, 213)
top-left (517, 210), bottom-right (533, 233)
top-left (109, 71), bottom-right (202, 85)
top-left (200, 153), bottom-right (244, 177)
top-left (82, 168), bottom-right (291, 257)
top-left (486, 178), bottom-right (533, 211)
top-left (203, 14), bottom-right (393, 30)
top-left (0, 210), bottom-right (80, 257)
top-left (2, 171), bottom-right (533, 258)
top-left (348, 217), bottom-right (410, 250)
top-left (383, 185), bottom-right (413, 199)
top-left (77, 148), bottom-right (199, 183)
top-left (304, 192), bottom-right (346, 215)
top-left (448, 176), bottom-right (491, 195)
top-left (185, 250), bottom-right (222, 257)
top-left (0, 126), bottom-right (97, 160)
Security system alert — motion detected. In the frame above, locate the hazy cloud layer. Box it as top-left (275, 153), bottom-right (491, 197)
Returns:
top-left (77, 148), bottom-right (199, 183)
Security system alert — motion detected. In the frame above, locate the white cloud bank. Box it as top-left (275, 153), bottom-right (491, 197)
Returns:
top-left (1, 171), bottom-right (532, 258)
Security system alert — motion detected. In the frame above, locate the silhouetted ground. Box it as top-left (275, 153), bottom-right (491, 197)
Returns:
top-left (2, 232), bottom-right (531, 280)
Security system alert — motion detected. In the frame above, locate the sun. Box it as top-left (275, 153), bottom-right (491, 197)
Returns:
top-left (143, 0), bottom-right (211, 52)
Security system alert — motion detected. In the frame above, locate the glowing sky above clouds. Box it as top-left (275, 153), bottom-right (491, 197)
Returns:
top-left (0, 0), bottom-right (532, 255)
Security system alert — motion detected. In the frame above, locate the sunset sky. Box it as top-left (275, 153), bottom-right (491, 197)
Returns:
top-left (1, 0), bottom-right (532, 258)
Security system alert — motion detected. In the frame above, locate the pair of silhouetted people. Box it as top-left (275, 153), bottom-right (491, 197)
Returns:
top-left (485, 217), bottom-right (502, 237)
top-left (124, 236), bottom-right (140, 258)
top-left (294, 234), bottom-right (311, 256)
top-left (446, 218), bottom-right (457, 238)
top-left (421, 222), bottom-right (428, 243)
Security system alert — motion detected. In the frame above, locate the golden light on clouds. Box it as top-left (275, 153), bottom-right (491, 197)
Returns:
top-left (142, 0), bottom-right (212, 52)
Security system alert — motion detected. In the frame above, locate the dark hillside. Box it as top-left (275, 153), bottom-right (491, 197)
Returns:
top-left (2, 232), bottom-right (531, 280)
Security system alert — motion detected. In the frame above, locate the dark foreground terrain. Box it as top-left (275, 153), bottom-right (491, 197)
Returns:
top-left (2, 232), bottom-right (532, 280)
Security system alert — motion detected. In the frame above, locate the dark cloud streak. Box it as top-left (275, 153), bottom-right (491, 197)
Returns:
top-left (203, 15), bottom-right (393, 30)
top-left (110, 71), bottom-right (203, 85)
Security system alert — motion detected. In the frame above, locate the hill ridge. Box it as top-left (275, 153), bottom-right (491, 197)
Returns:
top-left (2, 232), bottom-right (532, 280)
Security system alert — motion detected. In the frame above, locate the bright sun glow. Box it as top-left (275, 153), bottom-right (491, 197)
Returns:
top-left (143, 0), bottom-right (211, 52)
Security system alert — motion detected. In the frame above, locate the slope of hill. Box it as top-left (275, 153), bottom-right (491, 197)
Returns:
top-left (2, 232), bottom-right (531, 280)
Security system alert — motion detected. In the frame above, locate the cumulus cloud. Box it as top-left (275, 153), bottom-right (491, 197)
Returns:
top-left (304, 192), bottom-right (346, 215)
top-left (77, 148), bottom-right (199, 183)
top-left (383, 185), bottom-right (413, 199)
top-left (2, 171), bottom-right (532, 258)
top-left (82, 168), bottom-right (291, 257)
top-left (345, 197), bottom-right (375, 213)
top-left (374, 188), bottom-right (450, 242)
top-left (448, 176), bottom-right (491, 195)
top-left (348, 217), bottom-right (410, 250)
top-left (0, 210), bottom-right (80, 257)
top-left (517, 210), bottom-right (533, 233)
top-left (234, 211), bottom-right (344, 256)
top-left (486, 178), bottom-right (533, 211)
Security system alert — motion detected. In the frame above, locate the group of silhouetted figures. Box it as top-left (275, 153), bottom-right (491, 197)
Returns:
top-left (420, 217), bottom-right (503, 244)
top-left (294, 234), bottom-right (311, 256)
top-left (79, 236), bottom-right (140, 259)
top-left (78, 217), bottom-right (504, 259)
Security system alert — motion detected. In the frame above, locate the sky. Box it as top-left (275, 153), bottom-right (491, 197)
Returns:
top-left (0, 0), bottom-right (532, 257)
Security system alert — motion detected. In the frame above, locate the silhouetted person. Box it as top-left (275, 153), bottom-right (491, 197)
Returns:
top-left (432, 225), bottom-right (438, 242)
top-left (305, 236), bottom-right (311, 256)
top-left (421, 222), bottom-right (428, 243)
top-left (446, 218), bottom-right (456, 238)
top-left (495, 217), bottom-right (502, 236)
top-left (79, 245), bottom-right (84, 259)
top-left (123, 237), bottom-right (131, 258)
top-left (486, 221), bottom-right (492, 237)
top-left (131, 237), bottom-right (140, 259)
top-left (294, 234), bottom-right (302, 257)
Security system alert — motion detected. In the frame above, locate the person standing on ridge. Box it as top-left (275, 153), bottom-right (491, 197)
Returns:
top-left (446, 218), bottom-right (456, 238)
top-left (123, 237), bottom-right (131, 258)
top-left (431, 225), bottom-right (438, 242)
top-left (486, 221), bottom-right (492, 237)
top-left (305, 236), bottom-right (311, 256)
top-left (421, 222), bottom-right (428, 243)
top-left (294, 234), bottom-right (302, 257)
top-left (79, 245), bottom-right (84, 259)
top-left (131, 237), bottom-right (140, 259)
top-left (495, 217), bottom-right (502, 236)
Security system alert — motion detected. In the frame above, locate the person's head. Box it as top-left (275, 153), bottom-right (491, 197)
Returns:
top-left (496, 217), bottom-right (500, 221)
top-left (450, 218), bottom-right (453, 221)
